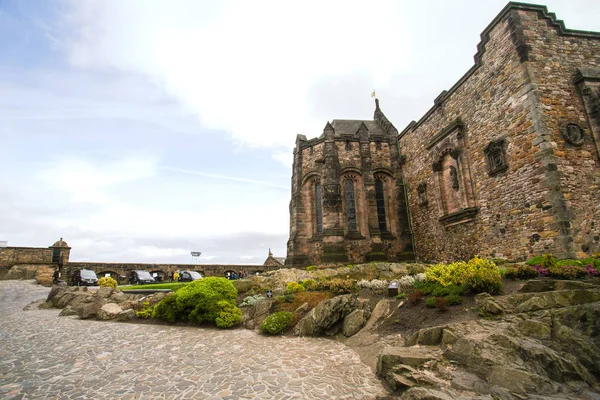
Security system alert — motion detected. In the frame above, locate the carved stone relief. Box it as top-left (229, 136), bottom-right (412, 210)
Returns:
top-left (323, 184), bottom-right (342, 208)
top-left (417, 182), bottom-right (428, 206)
top-left (560, 123), bottom-right (585, 146)
top-left (449, 166), bottom-right (459, 190)
top-left (484, 138), bottom-right (508, 176)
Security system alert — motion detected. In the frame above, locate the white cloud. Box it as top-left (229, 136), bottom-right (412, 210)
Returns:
top-left (38, 156), bottom-right (159, 204)
top-left (59, 0), bottom-right (409, 148)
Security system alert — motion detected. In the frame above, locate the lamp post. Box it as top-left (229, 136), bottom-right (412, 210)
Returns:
top-left (191, 251), bottom-right (201, 265)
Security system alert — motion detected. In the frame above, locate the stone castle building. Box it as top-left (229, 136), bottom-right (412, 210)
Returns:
top-left (287, 2), bottom-right (600, 266)
top-left (286, 100), bottom-right (414, 266)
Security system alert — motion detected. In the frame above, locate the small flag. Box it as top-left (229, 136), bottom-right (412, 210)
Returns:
top-left (371, 90), bottom-right (376, 98)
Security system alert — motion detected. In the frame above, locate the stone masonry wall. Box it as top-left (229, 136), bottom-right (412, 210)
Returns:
top-left (400, 10), bottom-right (553, 262)
top-left (0, 247), bottom-right (53, 268)
top-left (518, 9), bottom-right (600, 257)
top-left (399, 5), bottom-right (600, 262)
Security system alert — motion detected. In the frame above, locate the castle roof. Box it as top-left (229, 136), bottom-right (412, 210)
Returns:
top-left (50, 237), bottom-right (70, 248)
top-left (330, 120), bottom-right (383, 137)
top-left (318, 99), bottom-right (397, 140)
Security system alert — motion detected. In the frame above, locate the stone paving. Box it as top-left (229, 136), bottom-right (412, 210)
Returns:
top-left (0, 281), bottom-right (388, 399)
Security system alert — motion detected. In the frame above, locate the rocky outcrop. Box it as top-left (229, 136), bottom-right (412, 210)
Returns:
top-left (42, 286), bottom-right (164, 321)
top-left (293, 294), bottom-right (371, 337)
top-left (377, 280), bottom-right (600, 399)
top-left (241, 299), bottom-right (274, 329)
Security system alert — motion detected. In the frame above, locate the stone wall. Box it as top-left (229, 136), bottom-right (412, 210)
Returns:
top-left (0, 247), bottom-right (53, 278)
top-left (398, 4), bottom-right (600, 262)
top-left (517, 8), bottom-right (600, 258)
top-left (0, 247), bottom-right (53, 268)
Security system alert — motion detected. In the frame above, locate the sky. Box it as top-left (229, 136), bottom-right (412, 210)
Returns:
top-left (1, 0), bottom-right (599, 264)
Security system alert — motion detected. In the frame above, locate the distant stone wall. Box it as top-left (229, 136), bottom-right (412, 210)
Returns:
top-left (398, 4), bottom-right (600, 262)
top-left (0, 247), bottom-right (53, 268)
top-left (0, 247), bottom-right (53, 278)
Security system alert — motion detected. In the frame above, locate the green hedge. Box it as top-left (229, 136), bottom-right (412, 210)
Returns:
top-left (152, 277), bottom-right (241, 328)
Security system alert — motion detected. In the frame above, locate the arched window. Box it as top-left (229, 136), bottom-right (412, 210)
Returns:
top-left (375, 179), bottom-right (387, 232)
top-left (315, 182), bottom-right (323, 234)
top-left (344, 179), bottom-right (357, 231)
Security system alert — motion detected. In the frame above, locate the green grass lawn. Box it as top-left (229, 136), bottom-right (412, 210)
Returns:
top-left (118, 282), bottom-right (190, 292)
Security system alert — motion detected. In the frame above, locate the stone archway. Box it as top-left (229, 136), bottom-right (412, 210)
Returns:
top-left (150, 270), bottom-right (166, 283)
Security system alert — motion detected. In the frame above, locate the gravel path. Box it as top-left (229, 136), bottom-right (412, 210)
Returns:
top-left (0, 280), bottom-right (387, 399)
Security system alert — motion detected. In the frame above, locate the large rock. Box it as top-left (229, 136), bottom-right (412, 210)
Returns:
top-left (97, 303), bottom-right (124, 320)
top-left (74, 299), bottom-right (105, 319)
top-left (342, 309), bottom-right (366, 337)
top-left (241, 299), bottom-right (274, 329)
top-left (378, 284), bottom-right (600, 399)
top-left (294, 294), bottom-right (359, 336)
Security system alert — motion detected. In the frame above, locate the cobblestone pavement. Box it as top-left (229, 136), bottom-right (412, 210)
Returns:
top-left (0, 281), bottom-right (388, 400)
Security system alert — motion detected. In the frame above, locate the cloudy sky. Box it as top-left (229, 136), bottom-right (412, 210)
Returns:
top-left (1, 1), bottom-right (599, 264)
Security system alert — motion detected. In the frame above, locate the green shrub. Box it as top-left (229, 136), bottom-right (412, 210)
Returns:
top-left (152, 277), bottom-right (239, 326)
top-left (503, 267), bottom-right (519, 280)
top-left (396, 292), bottom-right (408, 300)
top-left (548, 265), bottom-right (586, 280)
top-left (306, 266), bottom-right (318, 272)
top-left (434, 297), bottom-right (449, 311)
top-left (215, 300), bottom-right (242, 328)
top-left (414, 281), bottom-right (466, 297)
top-left (445, 294), bottom-right (463, 305)
top-left (135, 301), bottom-right (154, 318)
top-left (541, 253), bottom-right (557, 270)
top-left (98, 276), bottom-right (117, 289)
top-left (556, 259), bottom-right (583, 267)
top-left (276, 294), bottom-right (295, 303)
top-left (580, 257), bottom-right (600, 268)
top-left (286, 282), bottom-right (306, 293)
top-left (425, 297), bottom-right (436, 308)
top-left (260, 311), bottom-right (294, 335)
top-left (425, 256), bottom-right (502, 294)
top-left (517, 265), bottom-right (539, 279)
top-left (504, 265), bottom-right (539, 280)
top-left (320, 278), bottom-right (357, 294)
top-left (152, 293), bottom-right (181, 322)
top-left (526, 256), bottom-right (545, 266)
top-left (302, 279), bottom-right (317, 291)
top-left (469, 268), bottom-right (503, 294)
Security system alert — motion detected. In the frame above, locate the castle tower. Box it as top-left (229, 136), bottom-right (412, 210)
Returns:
top-left (286, 99), bottom-right (414, 266)
top-left (49, 238), bottom-right (71, 266)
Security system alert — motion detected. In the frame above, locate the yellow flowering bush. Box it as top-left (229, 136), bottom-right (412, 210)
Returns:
top-left (98, 276), bottom-right (117, 289)
top-left (286, 282), bottom-right (306, 293)
top-left (425, 256), bottom-right (502, 294)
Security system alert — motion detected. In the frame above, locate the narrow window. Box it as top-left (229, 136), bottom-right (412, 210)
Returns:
top-left (315, 183), bottom-right (323, 234)
top-left (344, 179), bottom-right (357, 231)
top-left (375, 179), bottom-right (387, 232)
top-left (52, 249), bottom-right (60, 263)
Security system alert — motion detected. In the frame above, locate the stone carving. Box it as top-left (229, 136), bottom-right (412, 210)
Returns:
top-left (323, 184), bottom-right (342, 208)
top-left (484, 139), bottom-right (508, 176)
top-left (449, 166), bottom-right (459, 190)
top-left (432, 162), bottom-right (442, 172)
top-left (561, 123), bottom-right (585, 146)
top-left (417, 183), bottom-right (428, 206)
